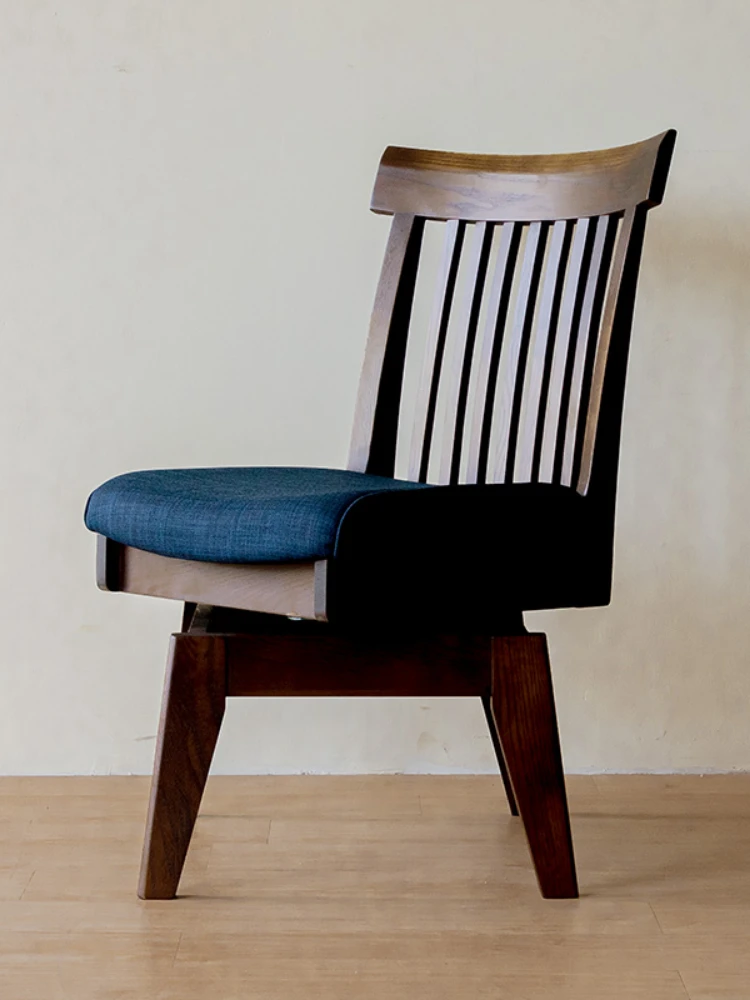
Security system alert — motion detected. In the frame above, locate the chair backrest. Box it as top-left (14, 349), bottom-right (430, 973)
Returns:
top-left (348, 132), bottom-right (675, 499)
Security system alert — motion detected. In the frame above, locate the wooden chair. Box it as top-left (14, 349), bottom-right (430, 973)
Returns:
top-left (86, 131), bottom-right (675, 900)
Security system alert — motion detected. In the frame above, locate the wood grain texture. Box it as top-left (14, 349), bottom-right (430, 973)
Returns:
top-left (503, 220), bottom-right (552, 482)
top-left (138, 634), bottom-right (227, 899)
top-left (536, 217), bottom-right (591, 483)
top-left (576, 205), bottom-right (636, 493)
top-left (90, 135), bottom-right (675, 920)
top-left (3, 774), bottom-right (750, 999)
top-left (372, 132), bottom-right (675, 221)
top-left (408, 218), bottom-right (465, 482)
top-left (225, 632), bottom-right (492, 697)
top-left (117, 543), bottom-right (320, 619)
top-left (514, 219), bottom-right (569, 481)
top-left (348, 213), bottom-right (423, 475)
top-left (94, 133), bottom-right (674, 637)
top-left (488, 221), bottom-right (547, 483)
top-left (559, 214), bottom-right (610, 486)
top-left (466, 221), bottom-right (523, 484)
top-left (438, 219), bottom-right (493, 484)
top-left (359, 131), bottom-right (674, 500)
top-left (491, 634), bottom-right (578, 898)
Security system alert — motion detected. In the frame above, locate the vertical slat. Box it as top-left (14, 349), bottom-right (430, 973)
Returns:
top-left (348, 213), bottom-right (422, 474)
top-left (536, 219), bottom-right (591, 483)
top-left (560, 217), bottom-right (610, 486)
top-left (437, 222), bottom-right (490, 485)
top-left (487, 222), bottom-right (543, 484)
top-left (407, 220), bottom-right (465, 482)
top-left (551, 220), bottom-right (598, 484)
top-left (504, 222), bottom-right (550, 482)
top-left (530, 221), bottom-right (576, 483)
top-left (576, 207), bottom-right (637, 494)
top-left (449, 222), bottom-right (495, 483)
top-left (513, 221), bottom-right (568, 482)
top-left (465, 223), bottom-right (520, 484)
top-left (570, 213), bottom-right (620, 489)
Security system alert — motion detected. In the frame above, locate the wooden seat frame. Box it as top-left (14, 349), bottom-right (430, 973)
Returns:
top-left (95, 131), bottom-right (675, 900)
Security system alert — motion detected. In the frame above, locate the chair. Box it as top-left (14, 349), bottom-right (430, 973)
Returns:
top-left (85, 130), bottom-right (676, 900)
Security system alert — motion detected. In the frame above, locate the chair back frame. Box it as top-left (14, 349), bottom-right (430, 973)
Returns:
top-left (349, 132), bottom-right (676, 507)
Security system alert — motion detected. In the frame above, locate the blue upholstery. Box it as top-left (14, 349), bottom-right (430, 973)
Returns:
top-left (85, 467), bottom-right (430, 564)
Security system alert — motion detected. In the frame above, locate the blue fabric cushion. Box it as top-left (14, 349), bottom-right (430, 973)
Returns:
top-left (85, 467), bottom-right (430, 563)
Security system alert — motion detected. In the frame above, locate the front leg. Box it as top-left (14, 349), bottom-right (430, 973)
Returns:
top-left (138, 631), bottom-right (226, 899)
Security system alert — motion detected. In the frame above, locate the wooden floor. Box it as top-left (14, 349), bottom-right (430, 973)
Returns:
top-left (1, 776), bottom-right (749, 998)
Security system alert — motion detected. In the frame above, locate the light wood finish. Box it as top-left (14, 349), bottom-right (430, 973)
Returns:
top-left (348, 212), bottom-right (423, 475)
top-left (357, 131), bottom-right (675, 495)
top-left (93, 134), bottom-right (674, 617)
top-left (91, 135), bottom-right (674, 908)
top-left (437, 219), bottom-right (492, 484)
top-left (560, 213), bottom-right (612, 485)
top-left (97, 535), bottom-right (324, 620)
top-left (372, 133), bottom-right (674, 221)
top-left (2, 775), bottom-right (750, 999)
top-left (576, 204), bottom-right (636, 492)
top-left (513, 218), bottom-right (569, 481)
top-left (488, 220), bottom-right (547, 483)
top-left (408, 217), bottom-right (464, 481)
top-left (537, 216), bottom-right (591, 481)
top-left (465, 220), bottom-right (523, 483)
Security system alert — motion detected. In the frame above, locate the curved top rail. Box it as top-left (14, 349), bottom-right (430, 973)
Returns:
top-left (371, 131), bottom-right (675, 222)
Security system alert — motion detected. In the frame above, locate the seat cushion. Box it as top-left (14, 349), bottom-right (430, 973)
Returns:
top-left (84, 467), bottom-right (430, 563)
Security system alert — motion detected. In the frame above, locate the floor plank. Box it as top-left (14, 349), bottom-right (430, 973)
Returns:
top-left (0, 775), bottom-right (749, 998)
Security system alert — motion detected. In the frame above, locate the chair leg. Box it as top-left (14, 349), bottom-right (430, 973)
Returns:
top-left (481, 695), bottom-right (519, 815)
top-left (138, 633), bottom-right (226, 899)
top-left (490, 634), bottom-right (578, 899)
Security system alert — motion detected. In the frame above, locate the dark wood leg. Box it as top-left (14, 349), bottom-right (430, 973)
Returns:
top-left (481, 695), bottom-right (519, 816)
top-left (138, 633), bottom-right (226, 899)
top-left (491, 634), bottom-right (578, 899)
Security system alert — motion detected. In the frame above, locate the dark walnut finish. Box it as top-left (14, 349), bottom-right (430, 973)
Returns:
top-left (225, 631), bottom-right (493, 698)
top-left (138, 630), bottom-right (226, 899)
top-left (138, 614), bottom-right (578, 901)
top-left (95, 132), bottom-right (675, 901)
top-left (491, 636), bottom-right (578, 898)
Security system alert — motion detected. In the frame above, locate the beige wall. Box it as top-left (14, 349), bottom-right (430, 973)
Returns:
top-left (1, 0), bottom-right (749, 774)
